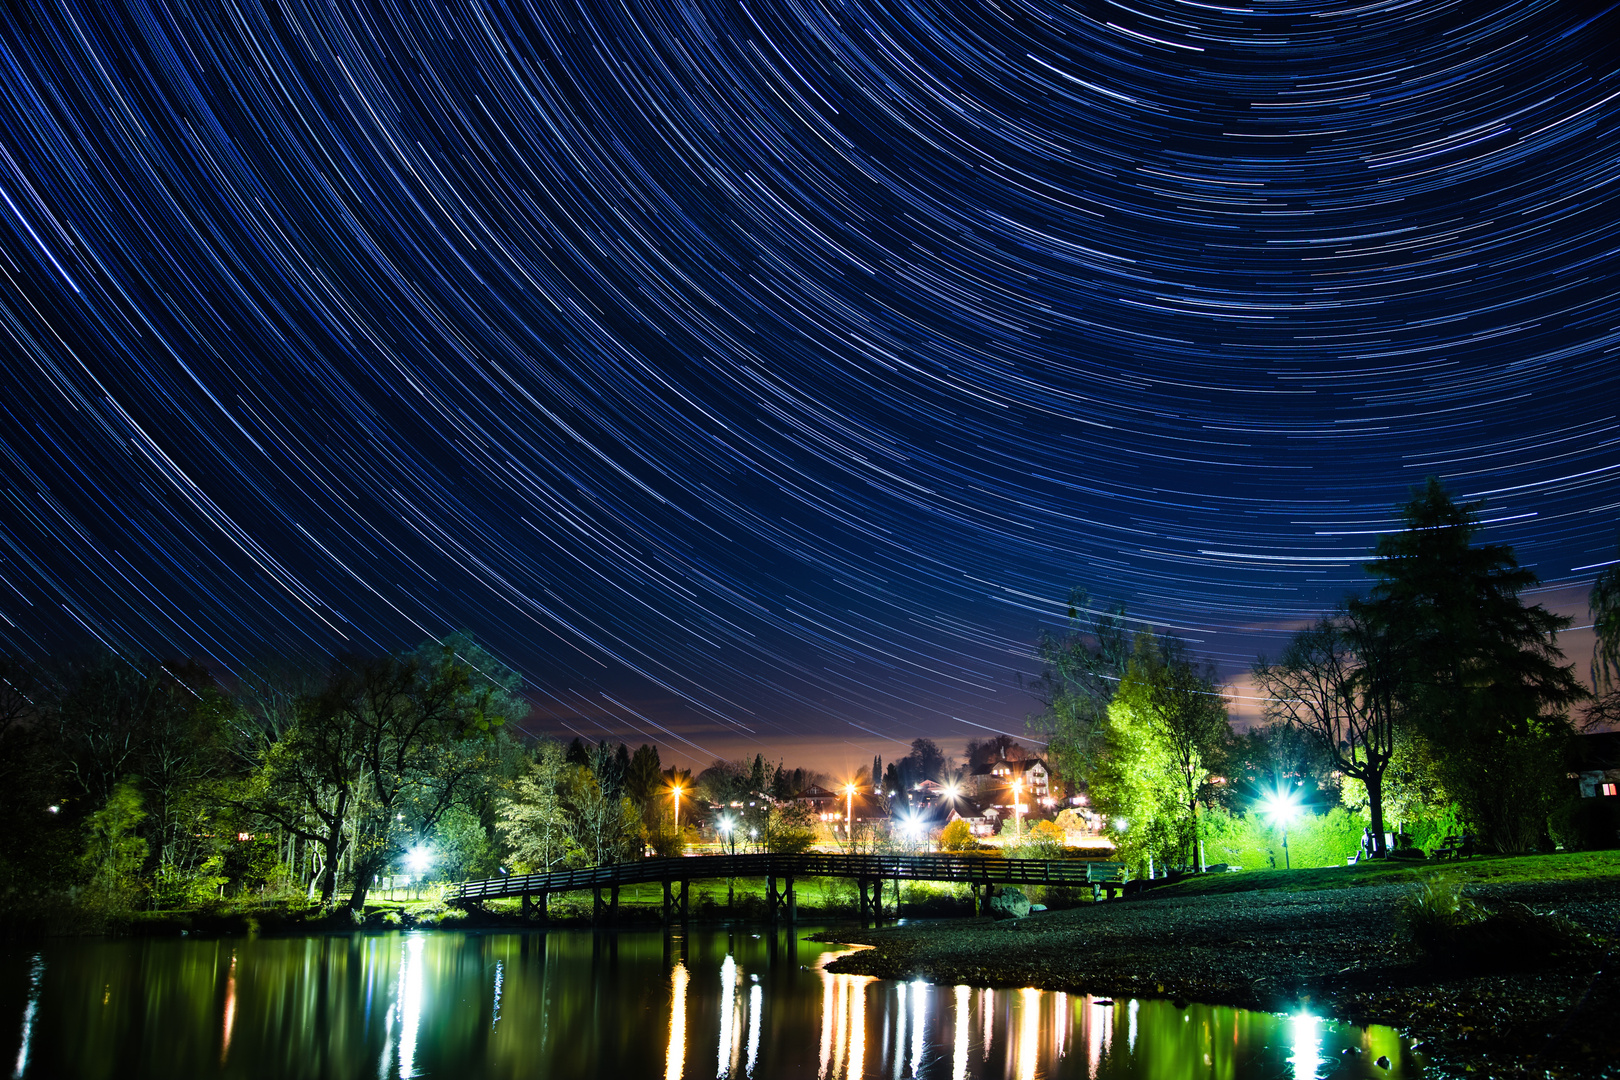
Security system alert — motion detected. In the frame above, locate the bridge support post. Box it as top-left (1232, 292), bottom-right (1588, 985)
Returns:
top-left (522, 888), bottom-right (549, 921)
top-left (858, 877), bottom-right (883, 923)
top-left (610, 883), bottom-right (620, 925)
top-left (766, 875), bottom-right (797, 924)
top-left (663, 879), bottom-right (689, 926)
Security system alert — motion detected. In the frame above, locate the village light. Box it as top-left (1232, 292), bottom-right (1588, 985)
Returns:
top-left (1012, 778), bottom-right (1024, 838)
top-left (672, 783), bottom-right (684, 830)
top-left (719, 814), bottom-right (736, 853)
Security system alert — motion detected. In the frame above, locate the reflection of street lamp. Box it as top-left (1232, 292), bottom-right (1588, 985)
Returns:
top-left (1260, 787), bottom-right (1302, 869)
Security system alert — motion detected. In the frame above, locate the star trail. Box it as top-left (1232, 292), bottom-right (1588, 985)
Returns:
top-left (1, 0), bottom-right (1617, 770)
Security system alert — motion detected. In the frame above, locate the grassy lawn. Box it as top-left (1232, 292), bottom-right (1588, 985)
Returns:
top-left (1155, 848), bottom-right (1620, 898)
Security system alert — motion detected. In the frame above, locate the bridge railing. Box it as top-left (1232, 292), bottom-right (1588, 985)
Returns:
top-left (449, 851), bottom-right (1105, 904)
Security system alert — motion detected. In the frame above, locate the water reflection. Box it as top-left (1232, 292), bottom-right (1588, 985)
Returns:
top-left (0, 927), bottom-right (1423, 1079)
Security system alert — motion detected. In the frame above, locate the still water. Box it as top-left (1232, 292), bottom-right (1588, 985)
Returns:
top-left (2, 926), bottom-right (1421, 1079)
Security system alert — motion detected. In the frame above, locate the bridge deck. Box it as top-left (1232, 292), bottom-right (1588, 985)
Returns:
top-left (449, 851), bottom-right (1106, 905)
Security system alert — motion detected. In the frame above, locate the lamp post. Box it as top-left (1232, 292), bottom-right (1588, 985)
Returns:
top-left (1260, 787), bottom-right (1302, 870)
top-left (844, 782), bottom-right (858, 852)
top-left (1012, 778), bottom-right (1024, 839)
top-left (672, 783), bottom-right (683, 832)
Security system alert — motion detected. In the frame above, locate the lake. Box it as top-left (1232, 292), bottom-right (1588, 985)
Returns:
top-left (1, 925), bottom-right (1422, 1078)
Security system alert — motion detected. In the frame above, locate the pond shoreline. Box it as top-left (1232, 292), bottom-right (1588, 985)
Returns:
top-left (815, 878), bottom-right (1620, 1080)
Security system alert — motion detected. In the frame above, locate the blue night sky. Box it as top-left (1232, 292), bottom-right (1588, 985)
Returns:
top-left (1, 0), bottom-right (1617, 773)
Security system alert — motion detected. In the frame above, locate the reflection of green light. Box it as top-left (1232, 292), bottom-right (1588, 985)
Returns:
top-left (1288, 1012), bottom-right (1321, 1080)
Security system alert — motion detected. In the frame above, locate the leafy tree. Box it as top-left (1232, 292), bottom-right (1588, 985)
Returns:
top-left (1253, 610), bottom-right (1400, 855)
top-left (1354, 479), bottom-right (1586, 851)
top-left (964, 735), bottom-right (1028, 768)
top-left (1030, 588), bottom-right (1132, 785)
top-left (1092, 633), bottom-right (1226, 871)
top-left (241, 635), bottom-right (524, 907)
top-left (562, 765), bottom-right (640, 865)
top-left (497, 740), bottom-right (579, 872)
top-left (1125, 634), bottom-right (1228, 869)
top-left (80, 777), bottom-right (147, 914)
top-left (1587, 542), bottom-right (1620, 728)
top-left (760, 802), bottom-right (817, 854)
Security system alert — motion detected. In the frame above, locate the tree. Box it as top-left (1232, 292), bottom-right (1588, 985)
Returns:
top-left (760, 802), bottom-right (816, 854)
top-left (1253, 609), bottom-right (1400, 855)
top-left (1587, 541), bottom-right (1620, 728)
top-left (625, 743), bottom-right (663, 813)
top-left (938, 819), bottom-right (973, 852)
top-left (80, 777), bottom-right (147, 914)
top-left (1030, 588), bottom-right (1132, 785)
top-left (497, 740), bottom-right (579, 872)
top-left (562, 764), bottom-right (641, 866)
top-left (902, 738), bottom-right (946, 786)
top-left (1353, 479), bottom-right (1586, 851)
top-left (241, 635), bottom-right (524, 908)
top-left (1092, 634), bottom-right (1227, 872)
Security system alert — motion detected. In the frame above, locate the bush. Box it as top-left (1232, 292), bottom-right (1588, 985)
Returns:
top-left (1198, 805), bottom-right (1366, 870)
top-left (938, 820), bottom-right (972, 852)
top-left (1398, 872), bottom-right (1597, 968)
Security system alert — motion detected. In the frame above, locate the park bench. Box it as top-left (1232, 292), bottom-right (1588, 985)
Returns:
top-left (1434, 834), bottom-right (1475, 860)
top-left (1087, 861), bottom-right (1128, 901)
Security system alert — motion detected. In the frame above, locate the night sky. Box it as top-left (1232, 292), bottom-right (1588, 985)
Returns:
top-left (2, 0), bottom-right (1618, 774)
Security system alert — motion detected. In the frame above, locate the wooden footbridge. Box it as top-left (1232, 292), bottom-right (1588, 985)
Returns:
top-left (448, 852), bottom-right (1125, 924)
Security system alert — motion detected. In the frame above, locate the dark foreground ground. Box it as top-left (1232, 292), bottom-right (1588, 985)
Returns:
top-left (819, 878), bottom-right (1620, 1080)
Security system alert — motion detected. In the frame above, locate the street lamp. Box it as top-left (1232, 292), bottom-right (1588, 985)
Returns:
top-left (672, 783), bottom-right (684, 831)
top-left (1260, 787), bottom-right (1302, 869)
top-left (844, 782), bottom-right (858, 851)
top-left (719, 814), bottom-right (735, 854)
top-left (1012, 778), bottom-right (1024, 839)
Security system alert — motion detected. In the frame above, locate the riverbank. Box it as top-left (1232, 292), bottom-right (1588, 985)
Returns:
top-left (818, 869), bottom-right (1620, 1079)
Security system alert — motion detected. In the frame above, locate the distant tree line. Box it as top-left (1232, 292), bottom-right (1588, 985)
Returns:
top-left (0, 631), bottom-right (863, 927)
top-left (1036, 479), bottom-right (1614, 870)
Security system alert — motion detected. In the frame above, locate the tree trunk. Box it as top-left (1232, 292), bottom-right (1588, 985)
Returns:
top-left (1367, 776), bottom-right (1388, 857)
top-left (317, 829), bottom-right (343, 906)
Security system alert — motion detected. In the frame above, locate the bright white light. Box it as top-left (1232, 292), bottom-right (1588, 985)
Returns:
top-left (719, 815), bottom-right (735, 835)
top-left (404, 844), bottom-right (434, 875)
top-left (1260, 787), bottom-right (1302, 827)
top-left (1288, 1012), bottom-right (1322, 1080)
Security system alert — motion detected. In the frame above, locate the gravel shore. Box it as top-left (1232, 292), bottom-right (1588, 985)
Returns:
top-left (818, 879), bottom-right (1620, 1079)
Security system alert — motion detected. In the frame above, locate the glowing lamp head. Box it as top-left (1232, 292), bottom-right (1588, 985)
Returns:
top-left (1259, 787), bottom-right (1302, 827)
top-left (404, 844), bottom-right (434, 876)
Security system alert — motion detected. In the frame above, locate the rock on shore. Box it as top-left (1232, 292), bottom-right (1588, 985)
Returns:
top-left (818, 879), bottom-right (1619, 1079)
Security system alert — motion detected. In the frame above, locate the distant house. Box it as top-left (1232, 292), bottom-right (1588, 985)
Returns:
top-left (944, 799), bottom-right (995, 837)
top-left (966, 755), bottom-right (1053, 810)
top-left (1568, 732), bottom-right (1620, 849)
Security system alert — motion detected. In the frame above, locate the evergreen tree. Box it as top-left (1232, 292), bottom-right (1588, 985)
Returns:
top-left (1353, 479), bottom-right (1585, 851)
